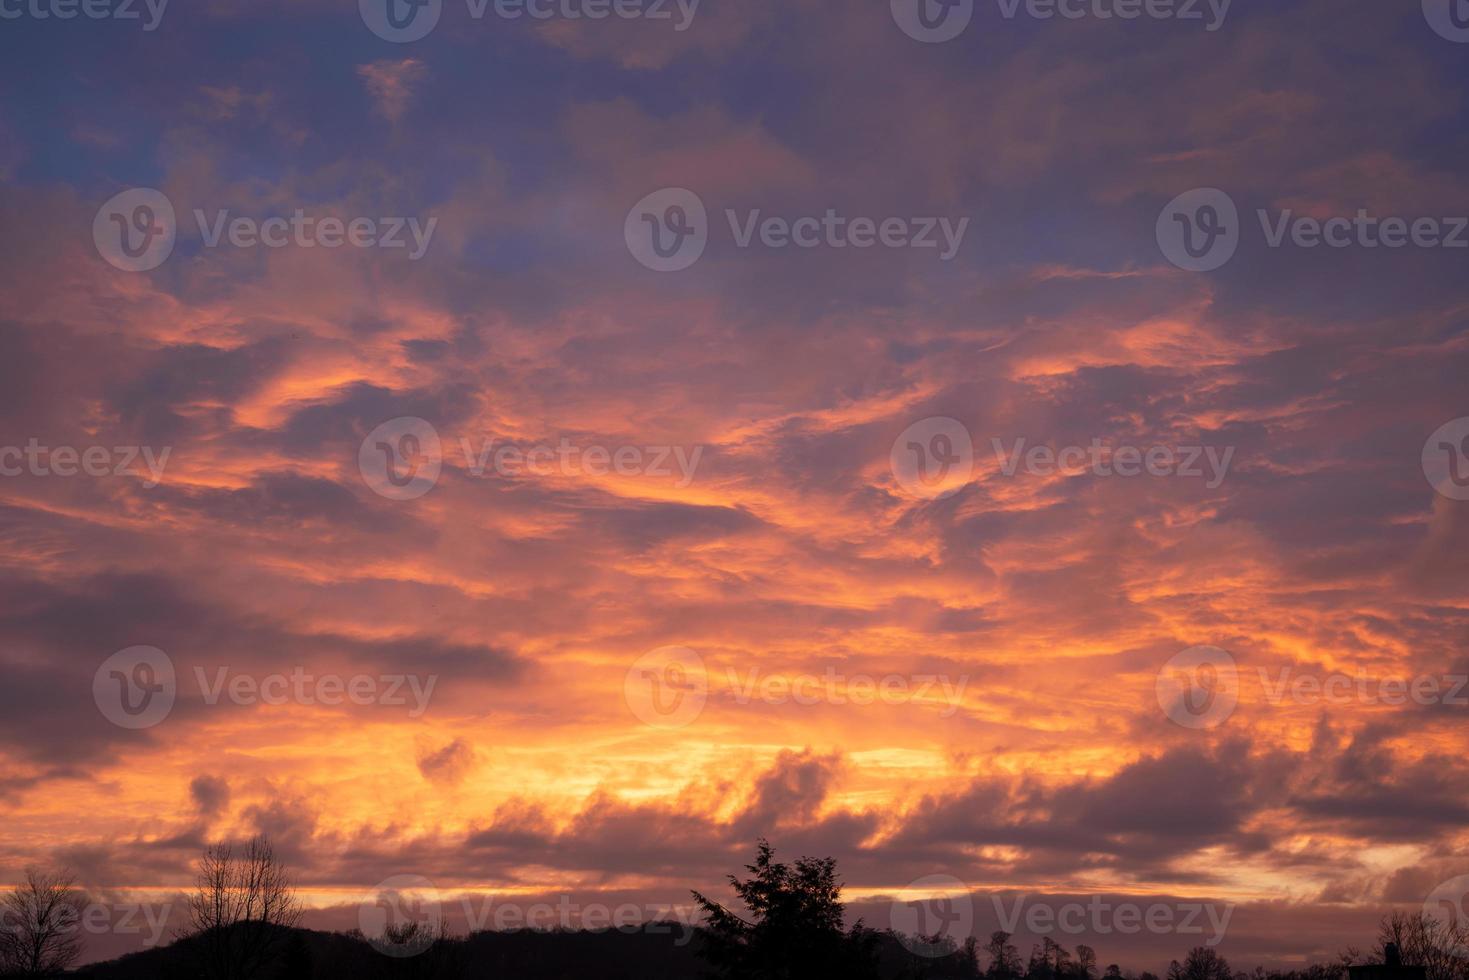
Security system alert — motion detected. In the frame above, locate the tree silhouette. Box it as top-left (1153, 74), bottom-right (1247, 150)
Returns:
top-left (1026, 937), bottom-right (1072, 980)
top-left (691, 839), bottom-right (879, 979)
top-left (181, 833), bottom-right (303, 980)
top-left (0, 867), bottom-right (83, 976)
top-left (1026, 943), bottom-right (1052, 980)
top-left (363, 921), bottom-right (466, 979)
top-left (985, 931), bottom-right (1023, 980)
top-left (1074, 944), bottom-right (1098, 980)
top-left (1374, 910), bottom-right (1469, 980)
top-left (1168, 946), bottom-right (1233, 980)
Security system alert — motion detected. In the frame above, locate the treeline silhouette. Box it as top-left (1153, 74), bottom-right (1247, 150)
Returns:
top-left (2, 837), bottom-right (1464, 980)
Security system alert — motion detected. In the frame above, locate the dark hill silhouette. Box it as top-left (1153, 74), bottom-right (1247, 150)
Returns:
top-left (65, 921), bottom-right (983, 980)
top-left (70, 923), bottom-right (702, 980)
top-left (11, 841), bottom-right (1460, 980)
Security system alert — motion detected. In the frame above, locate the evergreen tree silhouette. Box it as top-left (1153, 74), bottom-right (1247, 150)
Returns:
top-left (691, 839), bottom-right (879, 979)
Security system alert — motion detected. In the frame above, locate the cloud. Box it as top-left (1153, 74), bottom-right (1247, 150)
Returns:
top-left (189, 775), bottom-right (231, 818)
top-left (2, 2), bottom-right (1468, 971)
top-left (417, 738), bottom-right (476, 785)
top-left (356, 59), bottom-right (427, 123)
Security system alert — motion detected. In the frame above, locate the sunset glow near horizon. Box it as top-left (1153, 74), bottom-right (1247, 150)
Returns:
top-left (3, 0), bottom-right (1469, 971)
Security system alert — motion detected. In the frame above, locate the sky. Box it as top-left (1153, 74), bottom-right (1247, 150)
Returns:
top-left (2, 0), bottom-right (1469, 970)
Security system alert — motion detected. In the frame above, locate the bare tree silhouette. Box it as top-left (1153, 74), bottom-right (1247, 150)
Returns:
top-left (985, 931), bottom-right (1023, 980)
top-left (0, 867), bottom-right (83, 977)
top-left (1168, 946), bottom-right (1232, 980)
top-left (181, 834), bottom-right (303, 980)
top-left (1374, 911), bottom-right (1469, 980)
top-left (365, 921), bottom-right (466, 979)
top-left (1027, 937), bottom-right (1073, 980)
top-left (1075, 944), bottom-right (1098, 980)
